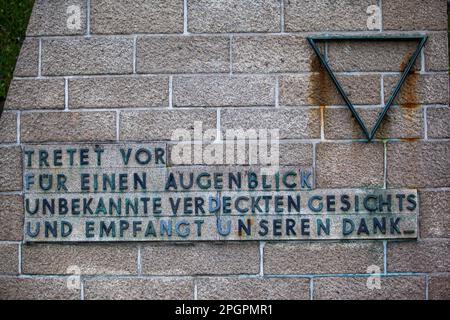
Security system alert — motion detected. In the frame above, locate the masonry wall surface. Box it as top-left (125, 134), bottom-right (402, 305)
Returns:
top-left (0, 0), bottom-right (449, 300)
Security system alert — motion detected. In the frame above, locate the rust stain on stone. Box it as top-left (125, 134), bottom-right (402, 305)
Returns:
top-left (396, 54), bottom-right (419, 109)
top-left (307, 55), bottom-right (336, 106)
top-left (310, 53), bottom-right (323, 73)
top-left (388, 54), bottom-right (420, 142)
top-left (400, 137), bottom-right (420, 142)
top-left (319, 105), bottom-right (325, 134)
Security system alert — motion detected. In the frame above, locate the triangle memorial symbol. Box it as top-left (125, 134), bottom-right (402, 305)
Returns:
top-left (307, 34), bottom-right (428, 142)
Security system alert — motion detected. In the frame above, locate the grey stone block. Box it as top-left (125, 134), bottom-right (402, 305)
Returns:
top-left (20, 111), bottom-right (117, 143)
top-left (91, 0), bottom-right (183, 34)
top-left (285, 0), bottom-right (377, 32)
top-left (173, 76), bottom-right (275, 107)
top-left (137, 36), bottom-right (229, 74)
top-left (5, 79), bottom-right (65, 110)
top-left (69, 76), bottom-right (169, 108)
top-left (27, 0), bottom-right (86, 36)
top-left (189, 0), bottom-right (281, 33)
top-left (42, 38), bottom-right (133, 76)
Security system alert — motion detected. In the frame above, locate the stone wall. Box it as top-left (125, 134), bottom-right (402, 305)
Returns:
top-left (0, 0), bottom-right (449, 299)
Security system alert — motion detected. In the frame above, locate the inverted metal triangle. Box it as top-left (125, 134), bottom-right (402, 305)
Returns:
top-left (307, 34), bottom-right (428, 141)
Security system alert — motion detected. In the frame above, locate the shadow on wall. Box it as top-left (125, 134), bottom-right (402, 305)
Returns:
top-left (0, 0), bottom-right (34, 114)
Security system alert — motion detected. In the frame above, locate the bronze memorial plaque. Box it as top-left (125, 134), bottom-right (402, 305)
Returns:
top-left (23, 143), bottom-right (418, 242)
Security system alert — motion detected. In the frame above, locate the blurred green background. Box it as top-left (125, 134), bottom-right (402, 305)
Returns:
top-left (0, 0), bottom-right (34, 111)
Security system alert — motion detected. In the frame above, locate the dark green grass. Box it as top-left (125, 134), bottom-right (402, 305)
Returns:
top-left (0, 0), bottom-right (34, 111)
